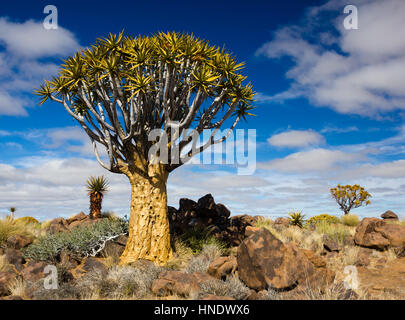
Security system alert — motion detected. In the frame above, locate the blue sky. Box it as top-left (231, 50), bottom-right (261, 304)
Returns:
top-left (0, 0), bottom-right (405, 221)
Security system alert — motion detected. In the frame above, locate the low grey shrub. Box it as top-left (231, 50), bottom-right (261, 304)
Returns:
top-left (23, 217), bottom-right (128, 261)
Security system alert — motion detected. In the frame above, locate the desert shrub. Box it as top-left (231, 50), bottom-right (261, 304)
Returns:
top-left (30, 282), bottom-right (81, 300)
top-left (0, 216), bottom-right (37, 246)
top-left (341, 214), bottom-right (360, 226)
top-left (260, 288), bottom-right (282, 300)
top-left (315, 221), bottom-right (354, 245)
top-left (185, 243), bottom-right (223, 274)
top-left (23, 217), bottom-right (128, 261)
top-left (199, 275), bottom-right (250, 300)
top-left (15, 216), bottom-right (40, 225)
top-left (307, 214), bottom-right (340, 226)
top-left (179, 227), bottom-right (226, 254)
top-left (288, 211), bottom-right (306, 228)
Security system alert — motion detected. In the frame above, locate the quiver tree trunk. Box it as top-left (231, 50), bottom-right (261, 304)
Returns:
top-left (89, 193), bottom-right (103, 219)
top-left (119, 164), bottom-right (173, 265)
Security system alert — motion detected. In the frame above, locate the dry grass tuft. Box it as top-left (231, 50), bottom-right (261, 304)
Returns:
top-left (198, 275), bottom-right (250, 300)
top-left (0, 216), bottom-right (39, 246)
top-left (0, 254), bottom-right (11, 272)
top-left (7, 277), bottom-right (27, 297)
top-left (185, 243), bottom-right (223, 274)
top-left (341, 214), bottom-right (360, 227)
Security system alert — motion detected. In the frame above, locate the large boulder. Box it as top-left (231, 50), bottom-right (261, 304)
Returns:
top-left (354, 218), bottom-right (405, 252)
top-left (381, 210), bottom-right (399, 220)
top-left (237, 228), bottom-right (316, 291)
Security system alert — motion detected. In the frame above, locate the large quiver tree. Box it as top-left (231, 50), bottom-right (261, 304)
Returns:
top-left (35, 32), bottom-right (255, 265)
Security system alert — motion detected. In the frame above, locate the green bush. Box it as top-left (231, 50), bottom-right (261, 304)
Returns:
top-left (340, 214), bottom-right (360, 226)
top-left (23, 217), bottom-right (128, 261)
top-left (307, 214), bottom-right (340, 226)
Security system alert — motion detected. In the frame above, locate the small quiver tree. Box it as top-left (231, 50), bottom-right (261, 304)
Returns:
top-left (330, 184), bottom-right (371, 215)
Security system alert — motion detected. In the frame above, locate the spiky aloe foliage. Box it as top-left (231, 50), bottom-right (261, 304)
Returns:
top-left (288, 211), bottom-right (306, 228)
top-left (86, 176), bottom-right (109, 219)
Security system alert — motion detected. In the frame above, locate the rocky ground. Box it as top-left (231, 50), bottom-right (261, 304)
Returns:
top-left (0, 194), bottom-right (404, 300)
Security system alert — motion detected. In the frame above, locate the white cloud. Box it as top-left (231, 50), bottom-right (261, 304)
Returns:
top-left (0, 18), bottom-right (80, 58)
top-left (0, 18), bottom-right (80, 116)
top-left (256, 0), bottom-right (405, 116)
top-left (267, 129), bottom-right (325, 148)
top-left (320, 125), bottom-right (358, 134)
top-left (259, 148), bottom-right (362, 173)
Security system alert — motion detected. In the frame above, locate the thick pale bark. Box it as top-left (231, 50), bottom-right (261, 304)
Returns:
top-left (119, 164), bottom-right (173, 265)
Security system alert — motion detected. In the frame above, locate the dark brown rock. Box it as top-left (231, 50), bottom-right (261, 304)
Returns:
top-left (66, 212), bottom-right (88, 225)
top-left (46, 217), bottom-right (69, 234)
top-left (152, 271), bottom-right (200, 297)
top-left (21, 261), bottom-right (48, 282)
top-left (237, 228), bottom-right (315, 291)
top-left (82, 257), bottom-right (107, 275)
top-left (274, 217), bottom-right (290, 227)
top-left (5, 248), bottom-right (25, 271)
top-left (381, 210), bottom-right (398, 220)
top-left (323, 238), bottom-right (340, 252)
top-left (207, 256), bottom-right (237, 280)
top-left (354, 218), bottom-right (405, 252)
top-left (245, 226), bottom-right (261, 237)
top-left (68, 217), bottom-right (101, 230)
top-left (355, 251), bottom-right (371, 267)
top-left (300, 249), bottom-right (335, 291)
top-left (6, 235), bottom-right (32, 249)
top-left (59, 250), bottom-right (79, 270)
top-left (99, 240), bottom-right (125, 259)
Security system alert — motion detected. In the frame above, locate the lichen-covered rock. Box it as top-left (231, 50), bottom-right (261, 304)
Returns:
top-left (21, 261), bottom-right (48, 282)
top-left (207, 256), bottom-right (237, 280)
top-left (354, 218), bottom-right (405, 252)
top-left (66, 212), bottom-right (88, 225)
top-left (6, 235), bottom-right (33, 249)
top-left (381, 210), bottom-right (399, 220)
top-left (237, 228), bottom-right (315, 291)
top-left (152, 271), bottom-right (200, 297)
top-left (45, 217), bottom-right (70, 234)
top-left (5, 248), bottom-right (25, 271)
